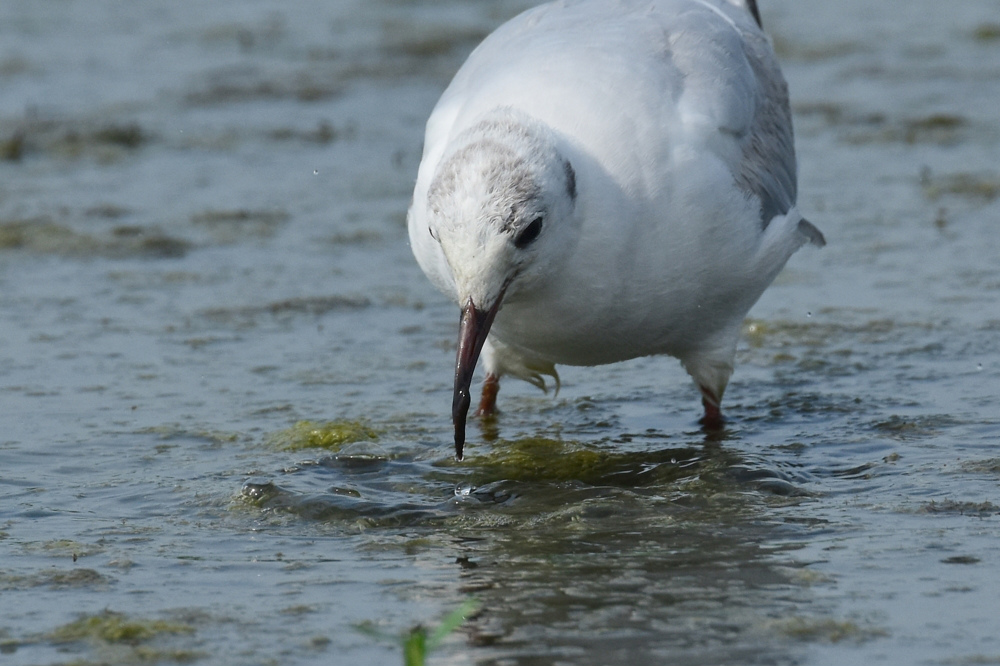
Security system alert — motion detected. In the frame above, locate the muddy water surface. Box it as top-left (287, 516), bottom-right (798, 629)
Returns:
top-left (2, 1), bottom-right (1000, 665)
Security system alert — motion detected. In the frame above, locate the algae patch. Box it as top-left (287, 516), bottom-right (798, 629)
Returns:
top-left (959, 458), bottom-right (1000, 475)
top-left (917, 499), bottom-right (1000, 516)
top-left (190, 208), bottom-right (290, 242)
top-left (0, 119), bottom-right (150, 163)
top-left (28, 610), bottom-right (201, 664)
top-left (0, 217), bottom-right (190, 258)
top-left (267, 420), bottom-right (380, 452)
top-left (793, 105), bottom-right (970, 146)
top-left (772, 616), bottom-right (888, 643)
top-left (458, 437), bottom-right (704, 487)
top-left (22, 539), bottom-right (104, 558)
top-left (922, 171), bottom-right (1000, 202)
top-left (873, 414), bottom-right (960, 440)
top-left (462, 438), bottom-right (606, 484)
top-left (0, 568), bottom-right (111, 591)
top-left (972, 23), bottom-right (1000, 42)
top-left (839, 113), bottom-right (968, 146)
top-left (897, 114), bottom-right (966, 144)
top-left (49, 611), bottom-right (194, 645)
top-left (197, 295), bottom-right (370, 329)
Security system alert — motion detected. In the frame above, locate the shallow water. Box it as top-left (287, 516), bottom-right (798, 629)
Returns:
top-left (2, 0), bottom-right (999, 664)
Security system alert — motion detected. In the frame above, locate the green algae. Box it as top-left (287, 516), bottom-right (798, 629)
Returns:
top-left (457, 436), bottom-right (708, 488)
top-left (898, 114), bottom-right (967, 144)
top-left (40, 611), bottom-right (200, 662)
top-left (770, 34), bottom-right (862, 62)
top-left (772, 616), bottom-right (888, 643)
top-left (190, 208), bottom-right (290, 243)
top-left (959, 458), bottom-right (1000, 475)
top-left (0, 568), bottom-right (111, 591)
top-left (1, 132), bottom-right (24, 160)
top-left (37, 645), bottom-right (200, 664)
top-left (49, 612), bottom-right (193, 645)
top-left (0, 120), bottom-right (150, 163)
top-left (266, 119), bottom-right (339, 144)
top-left (35, 568), bottom-right (111, 589)
top-left (839, 113), bottom-right (967, 145)
top-left (941, 555), bottom-right (981, 565)
top-left (794, 106), bottom-right (970, 146)
top-left (0, 217), bottom-right (190, 258)
top-left (742, 315), bottom-right (944, 360)
top-left (138, 425), bottom-right (241, 445)
top-left (23, 539), bottom-right (104, 558)
top-left (972, 23), bottom-right (1000, 42)
top-left (922, 172), bottom-right (1000, 202)
top-left (918, 500), bottom-right (1000, 516)
top-left (197, 295), bottom-right (371, 329)
top-left (873, 414), bottom-right (960, 440)
top-left (92, 123), bottom-right (146, 149)
top-left (267, 420), bottom-right (381, 452)
top-left (461, 437), bottom-right (607, 484)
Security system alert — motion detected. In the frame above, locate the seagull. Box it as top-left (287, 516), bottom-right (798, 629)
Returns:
top-left (407, 0), bottom-right (824, 460)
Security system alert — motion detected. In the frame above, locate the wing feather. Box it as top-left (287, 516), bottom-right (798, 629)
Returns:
top-left (673, 1), bottom-right (796, 226)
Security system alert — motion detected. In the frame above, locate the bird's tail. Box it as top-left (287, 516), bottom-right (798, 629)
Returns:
top-left (797, 218), bottom-right (826, 247)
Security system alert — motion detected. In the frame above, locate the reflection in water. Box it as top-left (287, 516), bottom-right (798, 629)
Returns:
top-left (243, 432), bottom-right (814, 663)
top-left (458, 517), bottom-right (806, 665)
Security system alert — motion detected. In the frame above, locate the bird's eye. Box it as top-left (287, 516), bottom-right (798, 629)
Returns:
top-left (514, 216), bottom-right (543, 249)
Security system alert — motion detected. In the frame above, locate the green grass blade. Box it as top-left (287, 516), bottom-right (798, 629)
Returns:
top-left (426, 599), bottom-right (480, 650)
top-left (404, 627), bottom-right (428, 666)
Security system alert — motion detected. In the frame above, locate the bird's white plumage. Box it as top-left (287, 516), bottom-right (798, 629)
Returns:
top-left (408, 0), bottom-right (822, 420)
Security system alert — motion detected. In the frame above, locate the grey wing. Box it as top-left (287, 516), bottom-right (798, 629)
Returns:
top-left (733, 29), bottom-right (798, 228)
top-left (667, 3), bottom-right (797, 229)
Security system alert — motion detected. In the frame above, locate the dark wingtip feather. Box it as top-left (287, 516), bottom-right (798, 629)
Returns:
top-left (798, 218), bottom-right (826, 248)
top-left (746, 0), bottom-right (763, 28)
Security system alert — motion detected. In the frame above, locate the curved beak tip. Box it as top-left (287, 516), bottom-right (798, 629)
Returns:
top-left (451, 295), bottom-right (502, 461)
top-left (452, 387), bottom-right (469, 461)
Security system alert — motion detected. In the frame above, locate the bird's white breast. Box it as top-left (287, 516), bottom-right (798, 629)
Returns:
top-left (409, 0), bottom-right (800, 367)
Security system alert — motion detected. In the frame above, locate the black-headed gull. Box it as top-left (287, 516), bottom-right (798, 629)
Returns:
top-left (407, 0), bottom-right (825, 459)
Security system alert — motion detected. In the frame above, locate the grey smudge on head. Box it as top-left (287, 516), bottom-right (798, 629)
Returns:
top-left (563, 158), bottom-right (576, 201)
top-left (428, 140), bottom-right (541, 234)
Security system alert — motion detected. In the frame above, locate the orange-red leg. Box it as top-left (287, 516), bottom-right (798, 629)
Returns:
top-left (699, 386), bottom-right (724, 430)
top-left (477, 373), bottom-right (500, 417)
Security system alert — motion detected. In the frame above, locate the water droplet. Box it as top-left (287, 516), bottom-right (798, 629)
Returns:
top-left (806, 311), bottom-right (812, 318)
top-left (312, 169), bottom-right (319, 175)
top-left (454, 482), bottom-right (474, 497)
top-left (977, 363), bottom-right (983, 371)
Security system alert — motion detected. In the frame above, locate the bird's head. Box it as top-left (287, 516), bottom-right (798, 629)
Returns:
top-left (424, 110), bottom-right (578, 459)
